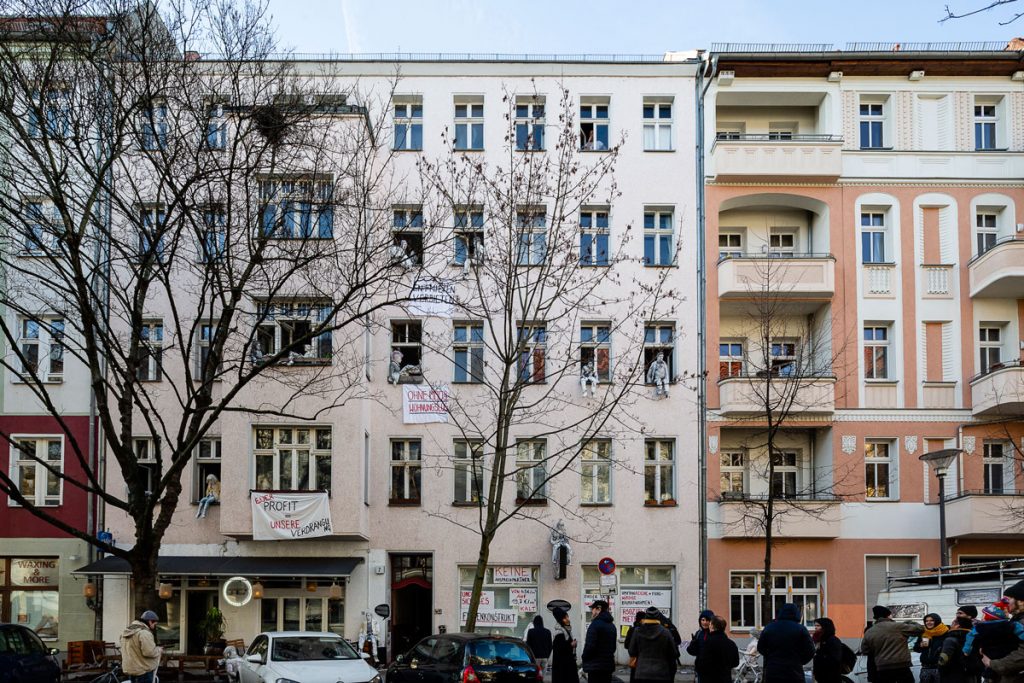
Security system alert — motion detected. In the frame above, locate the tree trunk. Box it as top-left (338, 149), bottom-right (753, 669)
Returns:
top-left (762, 506), bottom-right (773, 627)
top-left (130, 550), bottom-right (162, 620)
top-left (463, 531), bottom-right (494, 632)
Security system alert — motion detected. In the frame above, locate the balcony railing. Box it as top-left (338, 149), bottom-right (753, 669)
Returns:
top-left (947, 488), bottom-right (1024, 502)
top-left (970, 358), bottom-right (1024, 384)
top-left (718, 492), bottom-right (841, 503)
top-left (717, 372), bottom-right (837, 415)
top-left (922, 264), bottom-right (954, 296)
top-left (717, 251), bottom-right (834, 264)
top-left (970, 359), bottom-right (1024, 416)
top-left (710, 135), bottom-right (843, 181)
top-left (864, 262), bottom-right (896, 296)
top-left (718, 254), bottom-right (836, 307)
top-left (714, 134), bottom-right (842, 143)
top-left (968, 236), bottom-right (1024, 299)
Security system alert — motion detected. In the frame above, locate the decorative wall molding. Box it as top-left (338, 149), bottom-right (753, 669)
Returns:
top-left (708, 435), bottom-right (719, 455)
top-left (904, 435), bottom-right (918, 455)
top-left (842, 435), bottom-right (857, 454)
top-left (963, 436), bottom-right (976, 454)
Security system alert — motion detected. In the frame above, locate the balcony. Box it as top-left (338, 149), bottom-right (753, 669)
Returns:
top-left (945, 491), bottom-right (1024, 539)
top-left (969, 238), bottom-right (1024, 298)
top-left (970, 360), bottom-right (1024, 416)
top-left (717, 493), bottom-right (841, 538)
top-left (711, 134), bottom-right (843, 182)
top-left (718, 373), bottom-right (836, 416)
top-left (719, 254), bottom-right (835, 313)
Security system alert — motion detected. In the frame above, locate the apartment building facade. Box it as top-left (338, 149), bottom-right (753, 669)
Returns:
top-left (703, 44), bottom-right (1024, 639)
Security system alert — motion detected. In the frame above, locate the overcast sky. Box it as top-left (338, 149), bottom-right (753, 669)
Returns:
top-left (262, 0), bottom-right (1022, 55)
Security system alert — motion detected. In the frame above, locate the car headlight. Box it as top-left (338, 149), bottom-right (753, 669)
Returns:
top-left (370, 674), bottom-right (383, 683)
top-left (276, 678), bottom-right (302, 683)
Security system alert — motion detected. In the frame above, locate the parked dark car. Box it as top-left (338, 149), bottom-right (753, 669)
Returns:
top-left (387, 633), bottom-right (542, 683)
top-left (0, 624), bottom-right (61, 683)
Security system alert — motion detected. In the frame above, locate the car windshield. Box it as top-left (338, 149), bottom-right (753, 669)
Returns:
top-left (468, 640), bottom-right (532, 666)
top-left (271, 636), bottom-right (360, 661)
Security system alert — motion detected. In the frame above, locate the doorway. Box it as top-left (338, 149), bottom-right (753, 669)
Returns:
top-left (389, 554), bottom-right (433, 661)
top-left (186, 590), bottom-right (218, 655)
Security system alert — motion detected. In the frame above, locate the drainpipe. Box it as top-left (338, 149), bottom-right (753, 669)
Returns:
top-left (695, 52), bottom-right (718, 611)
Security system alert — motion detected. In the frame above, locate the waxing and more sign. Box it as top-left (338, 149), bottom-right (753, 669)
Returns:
top-left (251, 491), bottom-right (333, 540)
top-left (402, 385), bottom-right (451, 424)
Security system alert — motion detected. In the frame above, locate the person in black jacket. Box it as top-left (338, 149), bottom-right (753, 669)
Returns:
top-left (937, 616), bottom-right (974, 683)
top-left (757, 603), bottom-right (816, 683)
top-left (694, 616), bottom-right (740, 683)
top-left (687, 609), bottom-right (716, 682)
top-left (582, 600), bottom-right (617, 683)
top-left (914, 613), bottom-right (949, 683)
top-left (813, 617), bottom-right (844, 683)
top-left (527, 614), bottom-right (553, 673)
top-left (550, 607), bottom-right (579, 683)
top-left (628, 607), bottom-right (679, 683)
top-left (625, 612), bottom-right (645, 683)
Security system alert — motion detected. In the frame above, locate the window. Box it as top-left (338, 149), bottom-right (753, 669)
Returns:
top-left (643, 98), bottom-right (673, 151)
top-left (138, 206), bottom-right (166, 262)
top-left (17, 317), bottom-right (64, 382)
top-left (644, 439), bottom-right (675, 505)
top-left (580, 98), bottom-right (609, 151)
top-left (134, 437), bottom-right (160, 496)
top-left (770, 451), bottom-right (799, 498)
top-left (719, 342), bottom-right (744, 378)
top-left (261, 594), bottom-right (343, 635)
top-left (730, 572), bottom-right (823, 630)
top-left (453, 440), bottom-right (484, 504)
top-left (390, 439), bottom-right (422, 504)
top-left (254, 301), bottom-right (333, 365)
top-left (718, 233), bottom-right (742, 260)
top-left (394, 98), bottom-right (423, 151)
top-left (864, 326), bottom-right (890, 380)
top-left (861, 212), bottom-right (887, 264)
top-left (580, 323), bottom-right (611, 382)
top-left (205, 101), bottom-right (227, 150)
top-left (454, 98), bottom-right (484, 151)
top-left (516, 209), bottom-right (546, 265)
top-left (453, 322), bottom-right (484, 383)
top-left (859, 99), bottom-right (885, 149)
top-left (769, 340), bottom-right (796, 376)
top-left (517, 324), bottom-right (546, 383)
top-left (200, 206), bottom-right (226, 261)
top-left (583, 565), bottom-right (673, 627)
top-left (253, 427), bottom-right (332, 491)
top-left (141, 100), bottom-right (168, 151)
top-left (196, 323), bottom-right (219, 376)
top-left (390, 321), bottom-right (423, 383)
top-left (514, 97), bottom-right (545, 151)
top-left (581, 440), bottom-right (611, 505)
top-left (392, 206), bottom-right (424, 265)
top-left (865, 557), bottom-right (915, 620)
top-left (768, 124), bottom-right (795, 140)
top-left (980, 326), bottom-right (1003, 375)
top-left (579, 209), bottom-right (610, 266)
top-left (259, 178), bottom-right (334, 239)
top-left (865, 441), bottom-right (893, 499)
top-left (459, 565), bottom-right (538, 635)
top-left (0, 559), bottom-right (62, 640)
top-left (974, 100), bottom-right (998, 150)
top-left (643, 208), bottom-right (674, 266)
top-left (720, 451), bottom-right (746, 496)
top-left (976, 212), bottom-right (998, 255)
top-left (454, 208), bottom-right (484, 266)
top-left (28, 89), bottom-right (70, 139)
top-left (644, 324), bottom-right (675, 384)
top-left (768, 228), bottom-right (796, 257)
top-left (983, 441), bottom-right (1006, 495)
top-left (134, 321), bottom-right (163, 382)
top-left (22, 200), bottom-right (58, 253)
top-left (193, 437), bottom-right (221, 503)
top-left (516, 439), bottom-right (547, 502)
top-left (10, 438), bottom-right (62, 506)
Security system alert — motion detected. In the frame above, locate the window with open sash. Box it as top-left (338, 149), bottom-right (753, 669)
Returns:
top-left (134, 437), bottom-right (160, 497)
top-left (254, 301), bottom-right (333, 365)
top-left (393, 207), bottom-right (424, 265)
top-left (192, 437), bottom-right (221, 503)
top-left (253, 427), bottom-right (332, 491)
top-left (580, 98), bottom-right (609, 151)
top-left (391, 321), bottom-right (424, 383)
top-left (580, 323), bottom-right (611, 382)
top-left (644, 324), bottom-right (675, 384)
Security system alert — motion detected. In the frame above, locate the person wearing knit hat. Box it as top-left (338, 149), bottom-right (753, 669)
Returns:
top-left (955, 605), bottom-right (979, 621)
top-left (861, 606), bottom-right (924, 683)
top-left (982, 581), bottom-right (1024, 683)
top-left (1005, 580), bottom-right (1024, 602)
top-left (550, 606), bottom-right (579, 683)
top-left (872, 605), bottom-right (892, 620)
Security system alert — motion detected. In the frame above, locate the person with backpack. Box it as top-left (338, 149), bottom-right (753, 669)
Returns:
top-left (915, 613), bottom-right (950, 683)
top-left (757, 603), bottom-right (815, 683)
top-left (938, 616), bottom-right (975, 683)
top-left (694, 616), bottom-right (739, 683)
top-left (526, 614), bottom-right (553, 673)
top-left (628, 607), bottom-right (679, 683)
top-left (812, 617), bottom-right (846, 683)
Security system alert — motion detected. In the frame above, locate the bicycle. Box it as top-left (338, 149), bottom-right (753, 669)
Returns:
top-left (88, 665), bottom-right (159, 683)
top-left (733, 632), bottom-right (762, 683)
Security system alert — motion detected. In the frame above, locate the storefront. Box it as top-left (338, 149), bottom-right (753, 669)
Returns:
top-left (458, 565), bottom-right (540, 636)
top-left (582, 564), bottom-right (676, 636)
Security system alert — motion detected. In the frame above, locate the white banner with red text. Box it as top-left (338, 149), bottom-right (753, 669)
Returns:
top-left (251, 491), bottom-right (333, 540)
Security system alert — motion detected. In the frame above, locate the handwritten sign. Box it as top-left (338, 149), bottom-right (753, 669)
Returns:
top-left (251, 491), bottom-right (333, 541)
top-left (461, 590), bottom-right (495, 607)
top-left (402, 385), bottom-right (451, 424)
top-left (510, 588), bottom-right (537, 612)
top-left (619, 589), bottom-right (671, 623)
top-left (461, 608), bottom-right (519, 628)
top-left (493, 566), bottom-right (534, 584)
top-left (408, 276), bottom-right (458, 317)
top-left (11, 559), bottom-right (59, 586)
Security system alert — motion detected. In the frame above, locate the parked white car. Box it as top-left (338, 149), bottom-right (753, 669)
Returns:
top-left (239, 631), bottom-right (382, 683)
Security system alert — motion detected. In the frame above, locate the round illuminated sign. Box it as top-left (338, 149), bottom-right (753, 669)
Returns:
top-left (222, 576), bottom-right (253, 607)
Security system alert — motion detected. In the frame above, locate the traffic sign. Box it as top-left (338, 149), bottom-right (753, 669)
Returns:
top-left (598, 557), bottom-right (616, 575)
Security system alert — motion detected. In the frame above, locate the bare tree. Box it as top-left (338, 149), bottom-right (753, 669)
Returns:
top-left (941, 1), bottom-right (1024, 25)
top-left (0, 0), bottom-right (409, 611)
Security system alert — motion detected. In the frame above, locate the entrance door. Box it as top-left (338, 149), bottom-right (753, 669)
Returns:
top-left (390, 554), bottom-right (433, 661)
top-left (186, 590), bottom-right (218, 655)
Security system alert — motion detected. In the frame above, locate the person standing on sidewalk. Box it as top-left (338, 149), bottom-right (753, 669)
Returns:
top-left (982, 580), bottom-right (1024, 683)
top-left (582, 600), bottom-right (616, 683)
top-left (527, 615), bottom-right (554, 673)
top-left (694, 616), bottom-right (739, 683)
top-left (812, 618), bottom-right (844, 683)
top-left (861, 605), bottom-right (925, 683)
top-left (937, 616), bottom-right (974, 683)
top-left (686, 609), bottom-right (716, 680)
top-left (551, 607), bottom-right (579, 683)
top-left (120, 610), bottom-right (163, 683)
top-left (915, 613), bottom-right (950, 683)
top-left (757, 603), bottom-right (815, 683)
top-left (628, 608), bottom-right (678, 683)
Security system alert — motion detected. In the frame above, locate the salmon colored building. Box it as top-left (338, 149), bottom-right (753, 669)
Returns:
top-left (702, 43), bottom-right (1024, 640)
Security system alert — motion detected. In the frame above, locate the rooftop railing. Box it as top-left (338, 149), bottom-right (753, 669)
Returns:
top-left (710, 42), bottom-right (834, 52)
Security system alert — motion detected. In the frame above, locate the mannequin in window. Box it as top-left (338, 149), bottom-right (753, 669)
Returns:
top-left (647, 351), bottom-right (670, 397)
top-left (388, 349), bottom-right (403, 384)
top-left (390, 239), bottom-right (415, 270)
top-left (196, 473), bottom-right (220, 518)
top-left (464, 236), bottom-right (486, 277)
top-left (580, 360), bottom-right (599, 397)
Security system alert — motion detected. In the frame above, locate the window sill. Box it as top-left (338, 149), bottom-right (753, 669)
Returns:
top-left (580, 148), bottom-right (611, 153)
top-left (17, 251), bottom-right (52, 258)
top-left (642, 148), bottom-right (675, 153)
top-left (389, 499), bottom-right (422, 507)
top-left (643, 263), bottom-right (677, 268)
top-left (254, 358), bottom-right (333, 368)
top-left (393, 147), bottom-right (423, 153)
top-left (579, 263), bottom-right (611, 268)
top-left (12, 377), bottom-right (63, 385)
top-left (452, 380), bottom-right (484, 385)
top-left (515, 497), bottom-right (547, 506)
top-left (580, 501), bottom-right (613, 507)
top-left (454, 148), bottom-right (485, 153)
top-left (452, 500), bottom-right (483, 507)
top-left (864, 497), bottom-right (900, 503)
top-left (864, 379), bottom-right (898, 385)
top-left (189, 500), bottom-right (221, 506)
top-left (644, 500), bottom-right (677, 507)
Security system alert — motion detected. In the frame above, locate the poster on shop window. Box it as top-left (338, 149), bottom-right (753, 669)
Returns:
top-left (251, 491), bottom-right (333, 540)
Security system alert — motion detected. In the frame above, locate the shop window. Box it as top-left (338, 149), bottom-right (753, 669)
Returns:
top-left (390, 439), bottom-right (422, 505)
top-left (253, 426), bottom-right (332, 491)
top-left (644, 439), bottom-right (675, 506)
top-left (0, 559), bottom-right (62, 640)
top-left (253, 300), bottom-right (333, 365)
top-left (583, 564), bottom-right (673, 626)
top-left (516, 439), bottom-right (547, 503)
top-left (259, 586), bottom-right (343, 636)
top-left (864, 556), bottom-right (915, 620)
top-left (458, 565), bottom-right (539, 636)
top-left (193, 437), bottom-right (222, 504)
top-left (729, 571), bottom-right (824, 630)
top-left (10, 438), bottom-right (62, 507)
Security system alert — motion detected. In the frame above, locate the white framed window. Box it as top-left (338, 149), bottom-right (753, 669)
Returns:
top-left (258, 177), bottom-right (334, 239)
top-left (192, 437), bottom-right (221, 503)
top-left (138, 206), bottom-right (166, 262)
top-left (516, 209), bottom-right (547, 265)
top-left (720, 451), bottom-right (746, 496)
top-left (974, 98), bottom-right (1000, 150)
top-left (770, 451), bottom-right (799, 498)
top-left (205, 100), bottom-right (227, 150)
top-left (28, 88), bottom-right (70, 139)
top-left (453, 440), bottom-right (484, 504)
top-left (581, 439), bottom-right (612, 505)
top-left (642, 97), bottom-right (673, 151)
top-left (390, 320), bottom-right (424, 383)
top-left (454, 207), bottom-right (484, 266)
top-left (768, 228), bottom-right (796, 257)
top-left (514, 96), bottom-right (545, 151)
top-left (579, 208), bottom-right (610, 267)
top-left (140, 100), bottom-right (168, 151)
top-left (864, 325), bottom-right (890, 380)
top-left (983, 441), bottom-right (1007, 495)
top-left (10, 437), bottom-right (63, 506)
top-left (390, 439), bottom-right (422, 504)
top-left (453, 322), bottom-right (484, 384)
top-left (979, 326), bottom-right (1003, 375)
top-left (516, 439), bottom-right (547, 502)
top-left (580, 323), bottom-right (611, 382)
top-left (17, 317), bottom-right (64, 382)
top-left (768, 122), bottom-right (796, 140)
top-left (260, 595), bottom-right (343, 636)
top-left (976, 212), bottom-right (999, 256)
top-left (865, 556), bottom-right (916, 620)
top-left (730, 572), bottom-right (823, 630)
top-left (393, 98), bottom-right (423, 151)
top-left (454, 97), bottom-right (484, 151)
top-left (134, 437), bottom-right (160, 496)
top-left (859, 98), bottom-right (886, 149)
top-left (861, 212), bottom-right (887, 264)
top-left (200, 206), bottom-right (226, 261)
top-left (865, 440), bottom-right (895, 500)
top-left (22, 199), bottom-right (59, 253)
top-left (134, 321), bottom-right (163, 382)
top-left (254, 301), bottom-right (333, 365)
top-left (517, 323), bottom-right (547, 384)
top-left (644, 439), bottom-right (675, 505)
top-left (643, 207), bottom-right (674, 266)
top-left (644, 324), bottom-right (675, 384)
top-left (769, 339), bottom-right (797, 376)
top-left (718, 232), bottom-right (743, 260)
top-left (392, 206), bottom-right (424, 265)
top-left (580, 97), bottom-right (609, 151)
top-left (253, 426), bottom-right (332, 491)
top-left (719, 341), bottom-right (744, 378)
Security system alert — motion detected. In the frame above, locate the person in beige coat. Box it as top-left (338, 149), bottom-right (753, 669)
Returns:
top-left (120, 610), bottom-right (163, 682)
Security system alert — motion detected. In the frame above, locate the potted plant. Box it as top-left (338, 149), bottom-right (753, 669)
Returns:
top-left (198, 606), bottom-right (227, 655)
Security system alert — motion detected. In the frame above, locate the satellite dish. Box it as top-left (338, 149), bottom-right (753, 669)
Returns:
top-left (547, 599), bottom-right (572, 613)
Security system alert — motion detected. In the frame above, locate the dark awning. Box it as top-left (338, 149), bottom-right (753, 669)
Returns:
top-left (73, 555), bottom-right (363, 577)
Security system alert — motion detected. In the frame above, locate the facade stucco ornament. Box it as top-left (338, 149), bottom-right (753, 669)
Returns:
top-left (841, 435), bottom-right (857, 454)
top-left (708, 435), bottom-right (719, 455)
top-left (963, 436), bottom-right (976, 454)
top-left (904, 435), bottom-right (918, 455)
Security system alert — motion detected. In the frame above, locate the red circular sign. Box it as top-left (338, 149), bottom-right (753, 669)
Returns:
top-left (598, 557), bottom-right (616, 575)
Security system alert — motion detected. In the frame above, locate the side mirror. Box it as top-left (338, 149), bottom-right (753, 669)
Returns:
top-left (395, 654), bottom-right (405, 664)
top-left (48, 648), bottom-right (60, 656)
top-left (245, 654), bottom-right (264, 664)
top-left (360, 652), bottom-right (372, 660)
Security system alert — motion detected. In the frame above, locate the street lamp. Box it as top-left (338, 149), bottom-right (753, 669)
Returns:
top-left (919, 448), bottom-right (963, 568)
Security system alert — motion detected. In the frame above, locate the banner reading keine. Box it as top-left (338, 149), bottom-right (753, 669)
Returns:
top-left (251, 491), bottom-right (333, 541)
